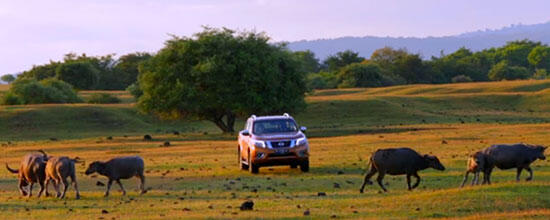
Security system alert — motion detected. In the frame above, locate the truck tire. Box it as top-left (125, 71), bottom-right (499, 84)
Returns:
top-left (300, 159), bottom-right (309, 172)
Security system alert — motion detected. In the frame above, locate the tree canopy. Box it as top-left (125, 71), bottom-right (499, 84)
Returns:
top-left (1, 74), bottom-right (15, 84)
top-left (137, 28), bottom-right (307, 133)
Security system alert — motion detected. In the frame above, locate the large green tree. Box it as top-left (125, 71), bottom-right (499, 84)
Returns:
top-left (138, 28), bottom-right (307, 133)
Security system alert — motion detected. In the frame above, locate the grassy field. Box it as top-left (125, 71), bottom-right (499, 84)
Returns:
top-left (1, 80), bottom-right (550, 219)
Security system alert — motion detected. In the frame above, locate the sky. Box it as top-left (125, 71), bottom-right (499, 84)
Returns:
top-left (1, 0), bottom-right (549, 75)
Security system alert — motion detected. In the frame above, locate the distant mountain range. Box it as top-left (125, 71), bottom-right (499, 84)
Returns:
top-left (287, 21), bottom-right (550, 60)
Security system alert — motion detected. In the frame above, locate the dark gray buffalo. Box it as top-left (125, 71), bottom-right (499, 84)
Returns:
top-left (359, 147), bottom-right (445, 192)
top-left (481, 143), bottom-right (546, 184)
top-left (85, 156), bottom-right (146, 197)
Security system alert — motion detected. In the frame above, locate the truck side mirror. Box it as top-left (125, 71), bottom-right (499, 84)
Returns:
top-left (300, 126), bottom-right (307, 132)
top-left (241, 130), bottom-right (250, 136)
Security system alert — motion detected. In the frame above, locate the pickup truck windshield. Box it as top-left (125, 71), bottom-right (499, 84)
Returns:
top-left (253, 119), bottom-right (298, 135)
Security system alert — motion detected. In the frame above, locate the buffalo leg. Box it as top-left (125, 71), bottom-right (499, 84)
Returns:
top-left (376, 171), bottom-right (387, 192)
top-left (53, 180), bottom-right (61, 198)
top-left (18, 180), bottom-right (28, 196)
top-left (411, 172), bottom-right (421, 189)
top-left (137, 174), bottom-right (146, 194)
top-left (460, 171), bottom-right (470, 187)
top-left (516, 167), bottom-right (523, 182)
top-left (359, 166), bottom-right (377, 193)
top-left (406, 174), bottom-right (412, 190)
top-left (70, 174), bottom-right (80, 199)
top-left (28, 182), bottom-right (34, 197)
top-left (60, 178), bottom-right (69, 199)
top-left (116, 180), bottom-right (126, 196)
top-left (37, 181), bottom-right (46, 198)
top-left (104, 179), bottom-right (113, 197)
top-left (44, 178), bottom-right (50, 197)
top-left (525, 167), bottom-right (533, 181)
top-left (473, 172), bottom-right (480, 185)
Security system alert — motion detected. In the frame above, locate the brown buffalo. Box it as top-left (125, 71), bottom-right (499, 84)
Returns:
top-left (5, 150), bottom-right (49, 197)
top-left (45, 156), bottom-right (81, 199)
top-left (460, 151), bottom-right (489, 187)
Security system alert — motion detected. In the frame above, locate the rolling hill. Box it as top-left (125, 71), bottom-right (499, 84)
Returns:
top-left (287, 21), bottom-right (550, 59)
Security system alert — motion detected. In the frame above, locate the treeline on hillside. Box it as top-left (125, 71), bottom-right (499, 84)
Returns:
top-left (2, 37), bottom-right (549, 105)
top-left (298, 40), bottom-right (550, 90)
top-left (1, 52), bottom-right (150, 105)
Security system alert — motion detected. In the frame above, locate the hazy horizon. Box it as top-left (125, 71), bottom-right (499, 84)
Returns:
top-left (1, 0), bottom-right (550, 75)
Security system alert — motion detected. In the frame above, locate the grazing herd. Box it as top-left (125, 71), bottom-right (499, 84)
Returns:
top-left (5, 152), bottom-right (146, 199)
top-left (3, 143), bottom-right (547, 199)
top-left (360, 143), bottom-right (547, 192)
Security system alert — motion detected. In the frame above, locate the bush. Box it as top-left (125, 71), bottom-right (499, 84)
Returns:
top-left (532, 69), bottom-right (549, 80)
top-left (87, 93), bottom-right (121, 104)
top-left (1, 79), bottom-right (82, 105)
top-left (0, 92), bottom-right (22, 105)
top-left (126, 83), bottom-right (143, 99)
top-left (337, 63), bottom-right (385, 88)
top-left (451, 75), bottom-right (473, 83)
top-left (41, 78), bottom-right (82, 102)
top-left (306, 72), bottom-right (338, 90)
top-left (488, 61), bottom-right (530, 81)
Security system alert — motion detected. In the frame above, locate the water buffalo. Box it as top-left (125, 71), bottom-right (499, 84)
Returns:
top-left (460, 151), bottom-right (489, 187)
top-left (360, 147), bottom-right (445, 192)
top-left (85, 156), bottom-right (146, 197)
top-left (45, 156), bottom-right (81, 199)
top-left (481, 143), bottom-right (546, 184)
top-left (5, 150), bottom-right (49, 197)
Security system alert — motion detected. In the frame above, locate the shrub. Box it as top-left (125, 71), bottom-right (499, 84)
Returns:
top-left (126, 83), bottom-right (143, 99)
top-left (337, 63), bottom-right (385, 88)
top-left (532, 69), bottom-right (549, 80)
top-left (1, 79), bottom-right (82, 105)
top-left (488, 61), bottom-right (530, 81)
top-left (87, 93), bottom-right (121, 104)
top-left (41, 78), bottom-right (82, 103)
top-left (451, 75), bottom-right (473, 83)
top-left (0, 92), bottom-right (22, 105)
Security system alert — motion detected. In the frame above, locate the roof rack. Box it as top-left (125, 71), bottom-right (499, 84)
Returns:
top-left (283, 113), bottom-right (290, 117)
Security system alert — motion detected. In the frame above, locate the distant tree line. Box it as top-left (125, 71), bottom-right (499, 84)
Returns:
top-left (13, 52), bottom-right (152, 90)
top-left (298, 40), bottom-right (550, 90)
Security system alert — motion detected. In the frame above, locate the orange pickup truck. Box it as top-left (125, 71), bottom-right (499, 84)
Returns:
top-left (238, 113), bottom-right (309, 174)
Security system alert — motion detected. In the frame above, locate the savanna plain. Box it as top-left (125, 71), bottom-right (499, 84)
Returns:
top-left (1, 80), bottom-right (550, 219)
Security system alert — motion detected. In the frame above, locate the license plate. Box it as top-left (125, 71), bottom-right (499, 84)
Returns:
top-left (275, 149), bottom-right (289, 154)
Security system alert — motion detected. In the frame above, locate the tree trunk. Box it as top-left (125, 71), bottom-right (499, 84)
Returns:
top-left (210, 112), bottom-right (235, 133)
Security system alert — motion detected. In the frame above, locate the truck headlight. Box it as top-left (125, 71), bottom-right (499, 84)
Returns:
top-left (296, 137), bottom-right (308, 146)
top-left (252, 140), bottom-right (266, 148)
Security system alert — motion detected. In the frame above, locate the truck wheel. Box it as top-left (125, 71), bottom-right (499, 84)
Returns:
top-left (290, 164), bottom-right (298, 169)
top-left (300, 160), bottom-right (309, 172)
top-left (250, 163), bottom-right (259, 174)
top-left (248, 153), bottom-right (259, 174)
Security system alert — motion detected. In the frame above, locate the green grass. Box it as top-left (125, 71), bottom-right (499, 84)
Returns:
top-left (0, 79), bottom-right (550, 219)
